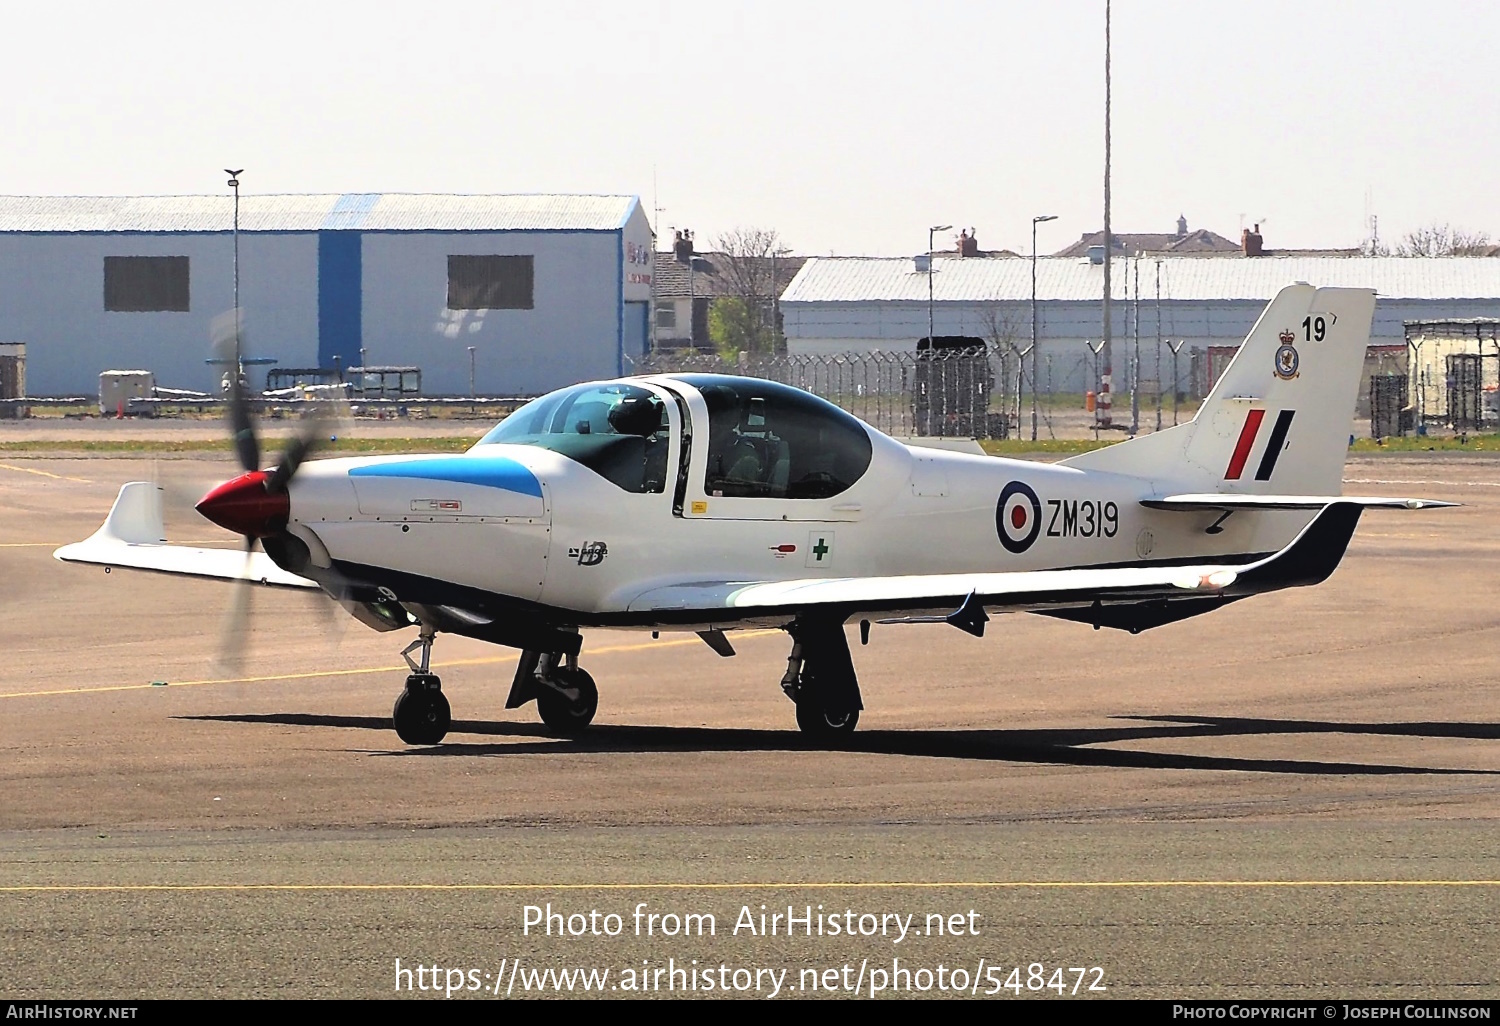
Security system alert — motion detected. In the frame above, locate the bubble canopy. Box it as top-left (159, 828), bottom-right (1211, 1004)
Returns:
top-left (673, 375), bottom-right (874, 500)
top-left (474, 382), bottom-right (669, 494)
top-left (474, 375), bottom-right (874, 499)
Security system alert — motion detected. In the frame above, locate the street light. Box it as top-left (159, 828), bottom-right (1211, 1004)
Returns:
top-left (225, 169), bottom-right (244, 379)
top-left (927, 224), bottom-right (951, 351)
top-left (1030, 215), bottom-right (1057, 441)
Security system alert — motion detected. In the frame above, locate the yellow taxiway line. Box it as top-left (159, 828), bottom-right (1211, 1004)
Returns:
top-left (0, 463), bottom-right (90, 482)
top-left (6, 540), bottom-right (240, 547)
top-left (2, 880), bottom-right (1498, 893)
top-left (0, 631), bottom-right (780, 701)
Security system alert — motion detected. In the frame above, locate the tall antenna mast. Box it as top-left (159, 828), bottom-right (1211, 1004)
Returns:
top-left (1100, 0), bottom-right (1113, 429)
top-left (651, 166), bottom-right (661, 354)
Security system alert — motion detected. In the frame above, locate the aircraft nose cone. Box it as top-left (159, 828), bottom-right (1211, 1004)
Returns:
top-left (195, 470), bottom-right (290, 537)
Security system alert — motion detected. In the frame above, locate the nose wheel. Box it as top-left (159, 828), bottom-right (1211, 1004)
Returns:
top-left (393, 674), bottom-right (450, 745)
top-left (393, 627), bottom-right (450, 745)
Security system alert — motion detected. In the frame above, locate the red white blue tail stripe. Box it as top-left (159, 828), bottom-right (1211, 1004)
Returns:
top-left (1225, 410), bottom-right (1296, 482)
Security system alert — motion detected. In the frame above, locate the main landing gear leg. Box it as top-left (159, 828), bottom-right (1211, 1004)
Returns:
top-left (782, 619), bottom-right (862, 738)
top-left (505, 636), bottom-right (598, 736)
top-left (393, 626), bottom-right (450, 745)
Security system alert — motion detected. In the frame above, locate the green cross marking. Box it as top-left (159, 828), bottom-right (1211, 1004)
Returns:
top-left (812, 538), bottom-right (830, 561)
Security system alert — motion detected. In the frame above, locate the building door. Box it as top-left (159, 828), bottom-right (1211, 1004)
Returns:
top-left (1447, 353), bottom-right (1482, 429)
top-left (624, 301), bottom-right (649, 360)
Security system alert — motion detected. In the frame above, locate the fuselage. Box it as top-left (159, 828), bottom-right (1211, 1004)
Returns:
top-left (274, 374), bottom-right (1311, 628)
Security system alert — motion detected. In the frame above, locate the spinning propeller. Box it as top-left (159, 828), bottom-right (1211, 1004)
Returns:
top-left (192, 311), bottom-right (341, 672)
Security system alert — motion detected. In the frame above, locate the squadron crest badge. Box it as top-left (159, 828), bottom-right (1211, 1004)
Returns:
top-left (1274, 330), bottom-right (1300, 380)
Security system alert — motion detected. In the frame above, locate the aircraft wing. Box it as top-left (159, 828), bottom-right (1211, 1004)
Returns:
top-left (626, 502), bottom-right (1368, 629)
top-left (53, 481), bottom-right (317, 590)
top-left (1142, 493), bottom-right (1457, 512)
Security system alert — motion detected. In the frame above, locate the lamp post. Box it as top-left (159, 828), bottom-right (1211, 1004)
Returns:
top-left (1030, 215), bottom-right (1057, 441)
top-left (467, 346), bottom-right (477, 397)
top-left (1130, 254), bottom-right (1141, 435)
top-left (225, 169), bottom-right (244, 380)
top-left (927, 224), bottom-right (951, 350)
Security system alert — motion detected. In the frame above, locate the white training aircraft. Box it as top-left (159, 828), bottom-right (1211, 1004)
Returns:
top-left (57, 283), bottom-right (1452, 744)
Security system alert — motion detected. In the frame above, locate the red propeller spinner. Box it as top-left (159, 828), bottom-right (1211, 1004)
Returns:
top-left (195, 470), bottom-right (290, 538)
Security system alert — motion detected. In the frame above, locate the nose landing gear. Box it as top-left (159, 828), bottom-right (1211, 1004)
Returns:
top-left (393, 627), bottom-right (450, 745)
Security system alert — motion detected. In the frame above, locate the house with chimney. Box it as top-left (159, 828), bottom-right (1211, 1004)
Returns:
top-left (652, 229), bottom-right (805, 350)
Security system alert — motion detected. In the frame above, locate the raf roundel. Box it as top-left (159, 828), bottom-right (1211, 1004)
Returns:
top-left (996, 481), bottom-right (1042, 554)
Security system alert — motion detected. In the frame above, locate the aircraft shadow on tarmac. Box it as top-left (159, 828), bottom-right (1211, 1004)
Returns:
top-left (179, 713), bottom-right (1500, 776)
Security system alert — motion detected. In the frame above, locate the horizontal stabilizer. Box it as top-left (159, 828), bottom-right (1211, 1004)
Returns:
top-left (1229, 501), bottom-right (1363, 592)
top-left (1144, 494), bottom-right (1458, 512)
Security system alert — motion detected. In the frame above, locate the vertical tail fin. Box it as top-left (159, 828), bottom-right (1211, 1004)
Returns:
top-left (1061, 283), bottom-right (1375, 495)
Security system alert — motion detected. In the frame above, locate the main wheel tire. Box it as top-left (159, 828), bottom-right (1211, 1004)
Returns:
top-left (393, 685), bottom-right (451, 745)
top-left (795, 701), bottom-right (859, 738)
top-left (537, 667), bottom-right (599, 735)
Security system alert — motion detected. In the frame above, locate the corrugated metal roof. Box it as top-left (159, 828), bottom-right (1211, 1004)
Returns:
top-left (781, 256), bottom-right (1500, 303)
top-left (0, 193), bottom-right (638, 233)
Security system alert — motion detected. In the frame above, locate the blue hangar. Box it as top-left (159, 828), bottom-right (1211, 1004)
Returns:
top-left (0, 193), bottom-right (656, 396)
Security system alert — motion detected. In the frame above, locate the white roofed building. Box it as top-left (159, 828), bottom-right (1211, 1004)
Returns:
top-left (0, 193), bottom-right (656, 396)
top-left (778, 255), bottom-right (1500, 394)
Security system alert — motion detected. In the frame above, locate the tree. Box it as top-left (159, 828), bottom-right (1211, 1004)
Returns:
top-left (979, 303), bottom-right (1025, 424)
top-left (1394, 223), bottom-right (1493, 257)
top-left (708, 296), bottom-right (772, 360)
top-left (709, 227), bottom-right (793, 354)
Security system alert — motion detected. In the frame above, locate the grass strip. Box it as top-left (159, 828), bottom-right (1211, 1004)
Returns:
top-left (0, 437), bottom-right (483, 454)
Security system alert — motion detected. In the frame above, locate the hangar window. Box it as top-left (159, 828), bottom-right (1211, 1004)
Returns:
top-left (678, 375), bottom-right (873, 500)
top-left (447, 255), bottom-right (534, 310)
top-left (104, 256), bottom-right (190, 312)
top-left (475, 382), bottom-right (669, 493)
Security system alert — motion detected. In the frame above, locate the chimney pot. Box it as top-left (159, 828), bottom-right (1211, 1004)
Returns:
top-left (1242, 224), bottom-right (1264, 257)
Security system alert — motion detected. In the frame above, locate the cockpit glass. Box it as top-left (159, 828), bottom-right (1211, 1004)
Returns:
top-left (674, 375), bottom-right (873, 499)
top-left (474, 383), bottom-right (669, 493)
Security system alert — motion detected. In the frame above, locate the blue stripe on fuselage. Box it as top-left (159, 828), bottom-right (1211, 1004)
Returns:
top-left (348, 456), bottom-right (543, 497)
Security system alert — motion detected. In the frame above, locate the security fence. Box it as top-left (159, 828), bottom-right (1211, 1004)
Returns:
top-left (1402, 319), bottom-right (1500, 436)
top-left (628, 345), bottom-right (1204, 439)
top-left (629, 348), bottom-right (1021, 438)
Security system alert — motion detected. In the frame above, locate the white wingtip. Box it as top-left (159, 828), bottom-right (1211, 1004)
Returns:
top-left (97, 482), bottom-right (167, 545)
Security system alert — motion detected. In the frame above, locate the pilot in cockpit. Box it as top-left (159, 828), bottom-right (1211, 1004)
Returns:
top-left (607, 394), bottom-right (669, 492)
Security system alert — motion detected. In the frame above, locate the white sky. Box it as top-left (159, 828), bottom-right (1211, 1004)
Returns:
top-left (4, 1), bottom-right (1496, 256)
